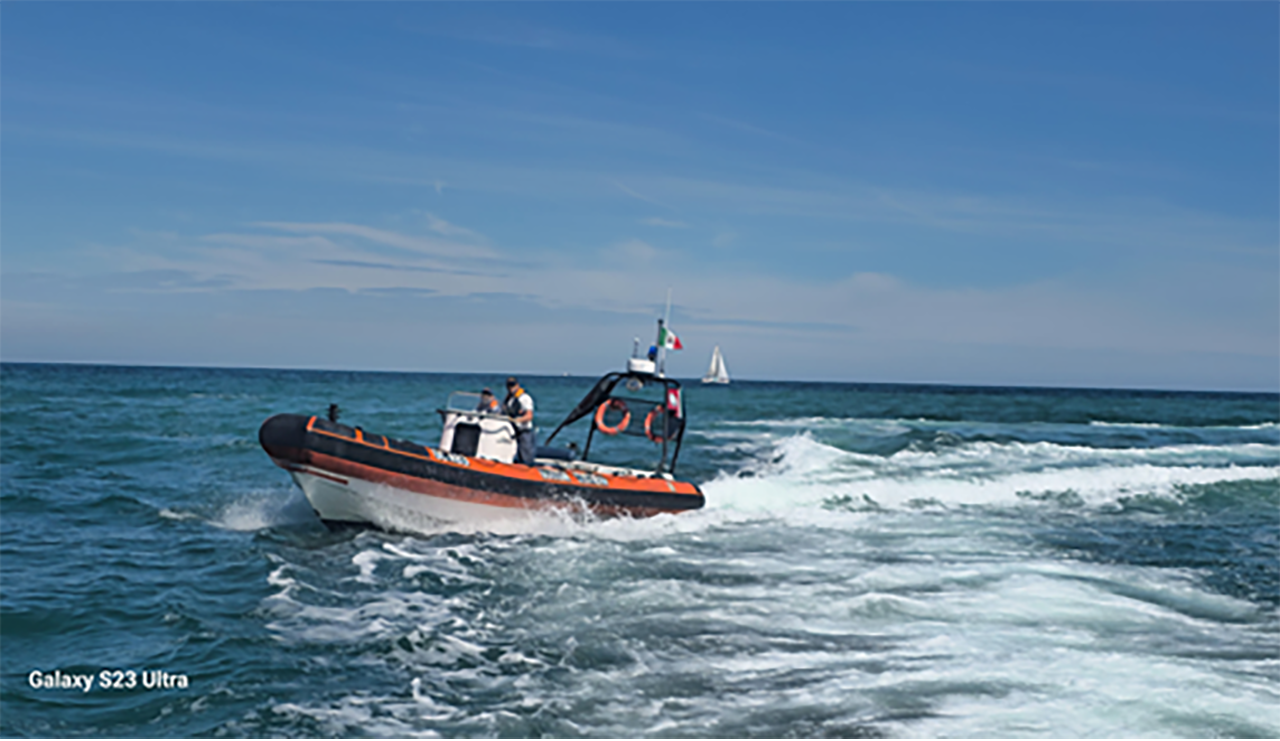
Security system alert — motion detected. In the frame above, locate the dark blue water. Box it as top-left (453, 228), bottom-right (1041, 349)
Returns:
top-left (2, 363), bottom-right (1277, 737)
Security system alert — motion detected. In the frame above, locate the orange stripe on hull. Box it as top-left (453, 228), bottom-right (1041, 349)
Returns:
top-left (302, 451), bottom-right (683, 518)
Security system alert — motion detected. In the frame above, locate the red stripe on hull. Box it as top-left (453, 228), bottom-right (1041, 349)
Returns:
top-left (280, 461), bottom-right (348, 485)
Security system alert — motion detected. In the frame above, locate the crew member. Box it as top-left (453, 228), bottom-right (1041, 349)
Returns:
top-left (503, 376), bottom-right (536, 465)
top-left (476, 388), bottom-right (499, 414)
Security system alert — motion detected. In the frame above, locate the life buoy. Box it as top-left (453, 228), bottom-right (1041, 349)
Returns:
top-left (594, 399), bottom-right (631, 435)
top-left (644, 405), bottom-right (667, 443)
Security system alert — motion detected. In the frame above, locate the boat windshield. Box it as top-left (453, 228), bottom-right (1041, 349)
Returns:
top-left (443, 391), bottom-right (508, 419)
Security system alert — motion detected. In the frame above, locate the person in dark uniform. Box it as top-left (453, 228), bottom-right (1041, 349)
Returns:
top-left (503, 376), bottom-right (536, 465)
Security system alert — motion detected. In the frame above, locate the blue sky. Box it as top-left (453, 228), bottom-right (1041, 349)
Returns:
top-left (3, 3), bottom-right (1277, 390)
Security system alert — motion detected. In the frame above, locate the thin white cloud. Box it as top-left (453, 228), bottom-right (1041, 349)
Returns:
top-left (612, 180), bottom-right (674, 211)
top-left (602, 238), bottom-right (660, 264)
top-left (672, 269), bottom-right (1274, 359)
top-left (697, 112), bottom-right (801, 145)
top-left (254, 221), bottom-right (498, 260)
top-left (74, 224), bottom-right (508, 296)
top-left (201, 233), bottom-right (338, 251)
top-left (424, 213), bottom-right (485, 242)
top-left (641, 217), bottom-right (689, 229)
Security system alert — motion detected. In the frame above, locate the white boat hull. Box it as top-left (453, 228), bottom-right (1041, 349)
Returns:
top-left (286, 464), bottom-right (566, 532)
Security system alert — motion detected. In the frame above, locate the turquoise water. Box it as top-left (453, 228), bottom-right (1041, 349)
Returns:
top-left (2, 363), bottom-right (1278, 737)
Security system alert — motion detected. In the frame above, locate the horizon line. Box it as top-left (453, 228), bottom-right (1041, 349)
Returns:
top-left (2, 359), bottom-right (1276, 397)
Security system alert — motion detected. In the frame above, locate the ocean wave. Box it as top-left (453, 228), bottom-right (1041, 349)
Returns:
top-left (723, 430), bottom-right (1279, 475)
top-left (1090, 420), bottom-right (1280, 431)
top-left (715, 415), bottom-right (918, 430)
top-left (158, 508), bottom-right (202, 522)
top-left (715, 415), bottom-right (1279, 433)
top-left (211, 489), bottom-right (320, 531)
top-left (1088, 420), bottom-right (1168, 429)
top-left (701, 432), bottom-right (1279, 513)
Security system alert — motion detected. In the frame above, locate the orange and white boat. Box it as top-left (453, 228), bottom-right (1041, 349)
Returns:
top-left (259, 328), bottom-right (704, 531)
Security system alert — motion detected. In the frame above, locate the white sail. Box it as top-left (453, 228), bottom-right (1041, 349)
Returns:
top-left (702, 345), bottom-right (730, 385)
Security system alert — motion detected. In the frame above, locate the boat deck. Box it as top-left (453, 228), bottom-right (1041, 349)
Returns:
top-left (534, 457), bottom-right (675, 481)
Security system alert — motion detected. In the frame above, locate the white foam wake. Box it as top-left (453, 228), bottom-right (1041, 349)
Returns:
top-left (211, 488), bottom-right (320, 531)
top-left (703, 433), bottom-right (1279, 512)
top-left (252, 515), bottom-right (1280, 739)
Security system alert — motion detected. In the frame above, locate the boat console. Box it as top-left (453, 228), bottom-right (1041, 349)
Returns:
top-left (437, 392), bottom-right (518, 463)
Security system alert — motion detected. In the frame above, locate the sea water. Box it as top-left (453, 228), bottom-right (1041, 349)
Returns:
top-left (1, 363), bottom-right (1277, 738)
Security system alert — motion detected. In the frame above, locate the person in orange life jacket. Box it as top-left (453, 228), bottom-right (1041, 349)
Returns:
top-left (476, 388), bottom-right (500, 414)
top-left (503, 376), bottom-right (536, 465)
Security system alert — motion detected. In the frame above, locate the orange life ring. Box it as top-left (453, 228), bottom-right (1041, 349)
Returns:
top-left (594, 399), bottom-right (631, 435)
top-left (644, 405), bottom-right (667, 443)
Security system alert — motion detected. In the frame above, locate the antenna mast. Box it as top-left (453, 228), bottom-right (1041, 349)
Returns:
top-left (657, 288), bottom-right (673, 376)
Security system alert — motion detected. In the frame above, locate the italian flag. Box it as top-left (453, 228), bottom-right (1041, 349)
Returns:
top-left (666, 388), bottom-right (683, 418)
top-left (659, 326), bottom-right (683, 351)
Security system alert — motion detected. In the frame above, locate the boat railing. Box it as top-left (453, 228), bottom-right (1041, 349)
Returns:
top-left (580, 391), bottom-right (684, 474)
top-left (542, 370), bottom-right (688, 476)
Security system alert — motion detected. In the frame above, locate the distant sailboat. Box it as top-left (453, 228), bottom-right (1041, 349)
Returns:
top-left (702, 345), bottom-right (730, 385)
